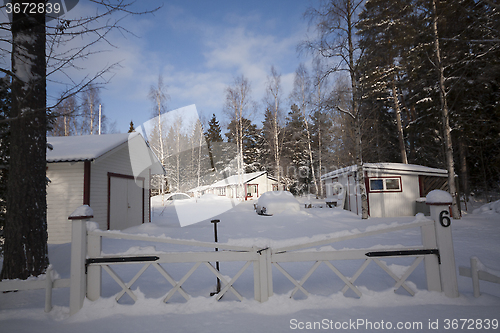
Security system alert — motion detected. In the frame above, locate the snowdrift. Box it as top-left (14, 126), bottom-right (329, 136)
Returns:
top-left (255, 191), bottom-right (300, 216)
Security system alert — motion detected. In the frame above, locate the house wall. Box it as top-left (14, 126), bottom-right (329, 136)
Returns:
top-left (46, 162), bottom-right (84, 244)
top-left (245, 174), bottom-right (277, 200)
top-left (366, 171), bottom-right (420, 218)
top-left (90, 142), bottom-right (150, 231)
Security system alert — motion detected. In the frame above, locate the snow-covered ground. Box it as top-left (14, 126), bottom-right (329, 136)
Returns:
top-left (1, 195), bottom-right (499, 332)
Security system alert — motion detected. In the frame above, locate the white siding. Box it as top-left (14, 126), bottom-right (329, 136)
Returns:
top-left (367, 171), bottom-right (420, 218)
top-left (245, 174), bottom-right (277, 200)
top-left (90, 141), bottom-right (150, 231)
top-left (46, 162), bottom-right (84, 244)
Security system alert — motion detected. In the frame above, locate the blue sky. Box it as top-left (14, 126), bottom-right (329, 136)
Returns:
top-left (46, 0), bottom-right (317, 133)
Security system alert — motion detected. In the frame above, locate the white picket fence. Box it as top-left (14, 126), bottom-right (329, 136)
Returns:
top-left (64, 198), bottom-right (459, 315)
top-left (459, 257), bottom-right (500, 297)
top-left (0, 194), bottom-right (460, 316)
top-left (0, 266), bottom-right (70, 312)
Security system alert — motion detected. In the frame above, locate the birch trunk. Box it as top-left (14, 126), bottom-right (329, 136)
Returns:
top-left (432, 0), bottom-right (460, 219)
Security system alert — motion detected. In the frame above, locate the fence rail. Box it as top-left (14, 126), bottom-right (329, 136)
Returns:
top-left (0, 266), bottom-right (70, 312)
top-left (459, 257), bottom-right (500, 297)
top-left (65, 196), bottom-right (459, 316)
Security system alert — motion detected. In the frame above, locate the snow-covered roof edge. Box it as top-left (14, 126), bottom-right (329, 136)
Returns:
top-left (46, 133), bottom-right (141, 163)
top-left (210, 171), bottom-right (267, 188)
top-left (321, 162), bottom-right (448, 180)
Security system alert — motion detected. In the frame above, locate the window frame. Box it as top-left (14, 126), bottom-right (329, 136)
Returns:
top-left (368, 176), bottom-right (402, 193)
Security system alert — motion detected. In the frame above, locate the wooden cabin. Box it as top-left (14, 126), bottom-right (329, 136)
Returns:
top-left (321, 163), bottom-right (450, 217)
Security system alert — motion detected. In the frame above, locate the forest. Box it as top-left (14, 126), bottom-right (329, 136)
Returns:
top-left (0, 0), bottom-right (498, 279)
top-left (144, 0), bottom-right (499, 201)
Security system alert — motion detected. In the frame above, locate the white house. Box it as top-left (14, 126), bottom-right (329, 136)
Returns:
top-left (321, 163), bottom-right (450, 217)
top-left (46, 133), bottom-right (164, 244)
top-left (192, 171), bottom-right (280, 200)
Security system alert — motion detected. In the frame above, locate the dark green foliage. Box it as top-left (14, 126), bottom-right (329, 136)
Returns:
top-left (225, 117), bottom-right (262, 172)
top-left (0, 77), bottom-right (11, 247)
top-left (355, 0), bottom-right (500, 194)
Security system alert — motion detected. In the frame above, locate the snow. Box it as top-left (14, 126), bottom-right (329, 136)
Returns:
top-left (46, 133), bottom-right (140, 162)
top-left (473, 199), bottom-right (500, 215)
top-left (209, 171), bottom-right (267, 187)
top-left (1, 196), bottom-right (500, 332)
top-left (68, 205), bottom-right (93, 218)
top-left (426, 189), bottom-right (453, 204)
top-left (321, 162), bottom-right (447, 180)
top-left (255, 191), bottom-right (300, 215)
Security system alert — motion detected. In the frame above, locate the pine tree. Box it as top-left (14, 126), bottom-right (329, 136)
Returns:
top-left (205, 113), bottom-right (223, 172)
top-left (0, 77), bottom-right (11, 245)
top-left (226, 118), bottom-right (261, 172)
top-left (2, 2), bottom-right (49, 279)
top-left (282, 104), bottom-right (309, 195)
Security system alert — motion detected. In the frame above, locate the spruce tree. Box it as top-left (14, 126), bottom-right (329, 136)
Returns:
top-left (282, 104), bottom-right (309, 195)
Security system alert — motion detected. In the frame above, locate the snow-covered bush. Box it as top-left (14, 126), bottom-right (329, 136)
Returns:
top-left (255, 191), bottom-right (300, 216)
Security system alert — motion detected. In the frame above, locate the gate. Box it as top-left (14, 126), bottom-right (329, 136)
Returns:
top-left (67, 196), bottom-right (458, 315)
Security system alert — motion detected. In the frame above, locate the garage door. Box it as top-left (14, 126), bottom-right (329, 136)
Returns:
top-left (109, 174), bottom-right (144, 230)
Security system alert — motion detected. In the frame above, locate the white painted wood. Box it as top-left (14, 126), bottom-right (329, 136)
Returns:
top-left (372, 258), bottom-right (416, 296)
top-left (471, 257), bottom-right (481, 298)
top-left (86, 231), bottom-right (102, 301)
top-left (429, 204), bottom-right (459, 298)
top-left (109, 176), bottom-right (128, 230)
top-left (46, 162), bottom-right (84, 244)
top-left (341, 259), bottom-right (372, 294)
top-left (0, 275), bottom-right (70, 313)
top-left (152, 263), bottom-right (190, 301)
top-left (114, 263), bottom-right (151, 302)
top-left (421, 223), bottom-right (442, 292)
top-left (90, 135), bottom-right (152, 231)
top-left (459, 257), bottom-right (500, 298)
top-left (324, 261), bottom-right (363, 298)
top-left (275, 220), bottom-right (432, 253)
top-left (69, 218), bottom-right (88, 316)
top-left (255, 247), bottom-right (271, 302)
top-left (90, 229), bottom-right (253, 252)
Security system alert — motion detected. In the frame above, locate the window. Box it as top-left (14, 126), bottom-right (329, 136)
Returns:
top-left (247, 184), bottom-right (258, 197)
top-left (218, 187), bottom-right (226, 196)
top-left (369, 178), bottom-right (401, 192)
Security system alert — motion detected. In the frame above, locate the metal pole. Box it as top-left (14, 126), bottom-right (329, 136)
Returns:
top-left (210, 219), bottom-right (221, 296)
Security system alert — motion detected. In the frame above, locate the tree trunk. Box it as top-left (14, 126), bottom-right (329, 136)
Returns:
top-left (2, 1), bottom-right (49, 280)
top-left (391, 79), bottom-right (408, 164)
top-left (432, 0), bottom-right (460, 219)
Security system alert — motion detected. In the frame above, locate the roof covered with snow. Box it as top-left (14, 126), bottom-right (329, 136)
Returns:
top-left (210, 171), bottom-right (268, 188)
top-left (321, 162), bottom-right (447, 179)
top-left (47, 133), bottom-right (139, 163)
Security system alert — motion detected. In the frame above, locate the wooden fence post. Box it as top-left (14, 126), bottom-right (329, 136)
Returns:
top-left (68, 205), bottom-right (94, 315)
top-left (426, 190), bottom-right (459, 298)
top-left (87, 227), bottom-right (102, 301)
top-left (253, 247), bottom-right (273, 302)
top-left (470, 257), bottom-right (481, 298)
top-left (420, 222), bottom-right (442, 292)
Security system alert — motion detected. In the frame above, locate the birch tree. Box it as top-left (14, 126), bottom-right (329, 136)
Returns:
top-left (290, 64), bottom-right (320, 196)
top-left (223, 75), bottom-right (253, 198)
top-left (148, 75), bottom-right (169, 202)
top-left (431, 0), bottom-right (460, 218)
top-left (304, 0), bottom-right (368, 218)
top-left (263, 66), bottom-right (285, 187)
